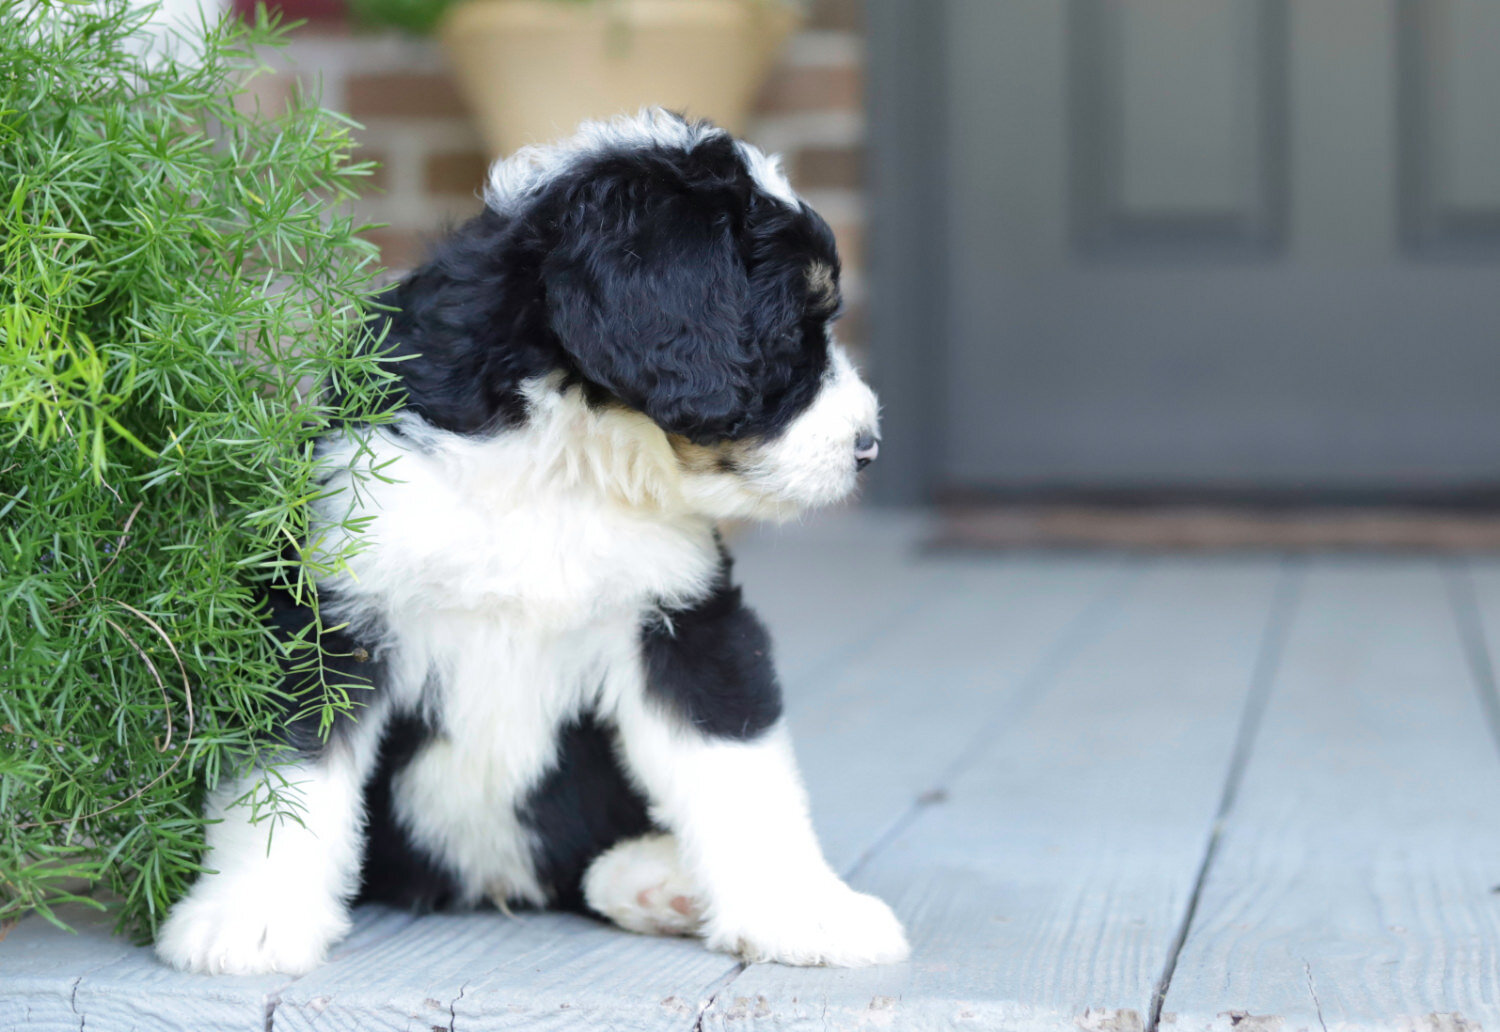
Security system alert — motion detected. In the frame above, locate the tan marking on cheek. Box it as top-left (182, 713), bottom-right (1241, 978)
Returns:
top-left (668, 436), bottom-right (721, 475)
top-left (669, 435), bottom-right (755, 477)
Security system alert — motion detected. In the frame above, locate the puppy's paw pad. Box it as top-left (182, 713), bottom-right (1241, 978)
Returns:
top-left (155, 889), bottom-right (348, 976)
top-left (584, 833), bottom-right (703, 937)
top-left (709, 882), bottom-right (909, 968)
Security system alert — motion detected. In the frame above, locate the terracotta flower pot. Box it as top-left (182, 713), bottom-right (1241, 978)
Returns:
top-left (438, 0), bottom-right (800, 157)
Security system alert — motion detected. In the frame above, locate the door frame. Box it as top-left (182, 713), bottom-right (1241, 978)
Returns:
top-left (864, 0), bottom-right (949, 506)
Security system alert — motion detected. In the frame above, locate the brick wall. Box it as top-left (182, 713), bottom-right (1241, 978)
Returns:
top-left (247, 0), bottom-right (867, 348)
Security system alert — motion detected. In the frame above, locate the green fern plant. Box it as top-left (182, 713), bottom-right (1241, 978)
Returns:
top-left (0, 0), bottom-right (395, 938)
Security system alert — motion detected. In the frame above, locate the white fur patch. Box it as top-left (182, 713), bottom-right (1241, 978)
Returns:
top-left (486, 108), bottom-right (724, 215)
top-left (389, 613), bottom-right (643, 908)
top-left (735, 139), bottom-right (800, 208)
top-left (740, 345), bottom-right (880, 513)
top-left (155, 716), bottom-right (384, 975)
top-left (607, 696), bottom-right (909, 967)
top-left (314, 381), bottom-right (723, 621)
top-left (583, 833), bottom-right (703, 937)
top-left (484, 107), bottom-right (801, 216)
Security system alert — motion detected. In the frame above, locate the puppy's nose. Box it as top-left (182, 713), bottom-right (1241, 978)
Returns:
top-left (854, 431), bottom-right (879, 470)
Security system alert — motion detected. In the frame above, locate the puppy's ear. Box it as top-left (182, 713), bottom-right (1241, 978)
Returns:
top-left (542, 171), bottom-right (754, 441)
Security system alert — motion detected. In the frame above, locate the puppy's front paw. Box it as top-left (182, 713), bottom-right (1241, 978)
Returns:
top-left (155, 883), bottom-right (350, 976)
top-left (707, 878), bottom-right (909, 967)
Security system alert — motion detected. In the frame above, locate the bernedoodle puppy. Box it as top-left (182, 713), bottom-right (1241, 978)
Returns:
top-left (156, 109), bottom-right (905, 975)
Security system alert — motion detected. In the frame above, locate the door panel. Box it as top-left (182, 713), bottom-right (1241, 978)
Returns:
top-left (1116, 1), bottom-right (1246, 214)
top-left (932, 0), bottom-right (1500, 496)
top-left (1073, 0), bottom-right (1286, 255)
top-left (1401, 0), bottom-right (1500, 251)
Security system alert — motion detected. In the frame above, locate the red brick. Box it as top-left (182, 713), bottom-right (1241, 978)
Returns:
top-left (754, 64), bottom-right (863, 115)
top-left (805, 0), bottom-right (862, 32)
top-left (362, 227), bottom-right (429, 271)
top-left (233, 69), bottom-right (298, 119)
top-left (423, 151), bottom-right (490, 196)
top-left (345, 72), bottom-right (469, 120)
top-left (232, 0), bottom-right (348, 28)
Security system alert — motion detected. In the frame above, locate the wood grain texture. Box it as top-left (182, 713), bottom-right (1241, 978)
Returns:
top-left (729, 510), bottom-right (947, 687)
top-left (771, 555), bottom-right (1135, 870)
top-left (1161, 561), bottom-right (1500, 1031)
top-left (0, 903), bottom-right (287, 1032)
top-left (273, 907), bottom-right (732, 1032)
top-left (699, 559), bottom-right (1288, 1031)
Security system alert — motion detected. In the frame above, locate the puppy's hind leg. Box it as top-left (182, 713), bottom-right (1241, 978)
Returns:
top-left (582, 833), bottom-right (703, 937)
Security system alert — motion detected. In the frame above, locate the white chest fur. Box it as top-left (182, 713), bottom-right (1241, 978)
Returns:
top-left (317, 408), bottom-right (721, 626)
top-left (312, 391), bottom-right (722, 903)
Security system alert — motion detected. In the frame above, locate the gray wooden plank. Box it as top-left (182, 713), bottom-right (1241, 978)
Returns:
top-left (273, 550), bottom-right (1128, 1030)
top-left (772, 554), bottom-right (1136, 872)
top-left (275, 909), bottom-right (735, 1032)
top-left (0, 907), bottom-right (153, 1032)
top-left (728, 509), bottom-right (943, 685)
top-left (1456, 558), bottom-right (1500, 755)
top-left (0, 903), bottom-right (414, 1032)
top-left (703, 559), bottom-right (1288, 1031)
top-left (0, 905), bottom-right (272, 1032)
top-left (1162, 561), bottom-right (1500, 1031)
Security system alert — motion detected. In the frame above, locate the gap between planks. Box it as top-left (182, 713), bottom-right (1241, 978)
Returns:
top-left (1446, 562), bottom-right (1500, 770)
top-left (1144, 559), bottom-right (1306, 1032)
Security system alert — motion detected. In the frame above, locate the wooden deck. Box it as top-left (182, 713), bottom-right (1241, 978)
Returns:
top-left (7, 510), bottom-right (1500, 1031)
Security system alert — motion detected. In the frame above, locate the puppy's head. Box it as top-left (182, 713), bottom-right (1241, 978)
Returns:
top-left (494, 110), bottom-right (879, 519)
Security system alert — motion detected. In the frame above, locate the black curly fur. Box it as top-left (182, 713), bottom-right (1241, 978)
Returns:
top-left (350, 131), bottom-right (840, 442)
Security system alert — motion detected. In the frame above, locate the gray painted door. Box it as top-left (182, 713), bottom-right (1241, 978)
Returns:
top-left (928, 0), bottom-right (1500, 497)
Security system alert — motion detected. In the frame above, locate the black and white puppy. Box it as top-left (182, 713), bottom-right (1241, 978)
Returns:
top-left (156, 109), bottom-right (904, 975)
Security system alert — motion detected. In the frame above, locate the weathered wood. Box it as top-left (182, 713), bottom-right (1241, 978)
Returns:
top-left (1161, 561), bottom-right (1500, 1031)
top-left (271, 546), bottom-right (1128, 1029)
top-left (729, 510), bottom-right (947, 686)
top-left (274, 908), bottom-right (733, 1032)
top-left (0, 902), bottom-right (335, 1032)
top-left (700, 559), bottom-right (1288, 1031)
top-left (765, 554), bottom-right (1135, 871)
top-left (0, 908), bottom-right (167, 1032)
